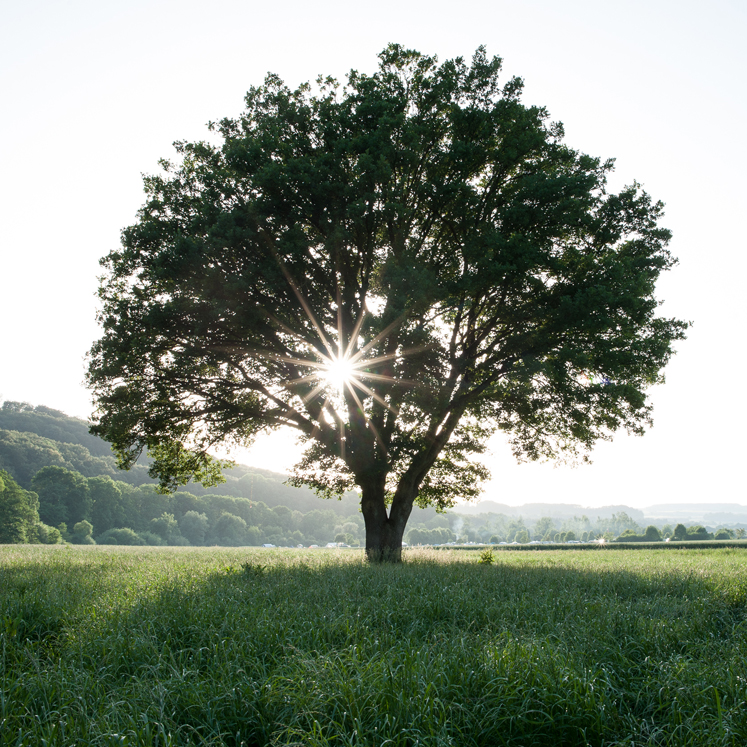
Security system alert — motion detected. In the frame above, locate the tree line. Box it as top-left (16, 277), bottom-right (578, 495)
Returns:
top-left (0, 465), bottom-right (368, 547)
top-left (4, 463), bottom-right (742, 548)
top-left (2, 402), bottom-right (743, 547)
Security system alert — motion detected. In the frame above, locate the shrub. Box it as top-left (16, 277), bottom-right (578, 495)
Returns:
top-left (71, 520), bottom-right (96, 545)
top-left (27, 522), bottom-right (63, 544)
top-left (615, 529), bottom-right (643, 543)
top-left (97, 527), bottom-right (145, 546)
top-left (137, 530), bottom-right (166, 546)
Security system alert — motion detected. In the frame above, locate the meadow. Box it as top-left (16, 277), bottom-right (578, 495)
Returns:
top-left (1, 546), bottom-right (746, 746)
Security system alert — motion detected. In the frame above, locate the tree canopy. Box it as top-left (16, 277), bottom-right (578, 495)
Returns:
top-left (0, 469), bottom-right (40, 543)
top-left (87, 45), bottom-right (688, 559)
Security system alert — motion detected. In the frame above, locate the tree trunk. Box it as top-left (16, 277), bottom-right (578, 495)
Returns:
top-left (360, 477), bottom-right (413, 563)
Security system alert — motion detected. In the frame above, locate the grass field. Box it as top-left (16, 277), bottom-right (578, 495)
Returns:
top-left (1, 546), bottom-right (746, 746)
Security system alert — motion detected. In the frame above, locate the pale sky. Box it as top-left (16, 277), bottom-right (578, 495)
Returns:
top-left (1, 0), bottom-right (745, 509)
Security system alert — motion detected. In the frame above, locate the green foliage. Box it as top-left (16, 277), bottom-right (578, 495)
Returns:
top-left (0, 401), bottom-right (115, 457)
top-left (149, 511), bottom-right (181, 543)
top-left (71, 520), bottom-right (95, 545)
top-left (1, 547), bottom-right (746, 745)
top-left (26, 521), bottom-right (63, 544)
top-left (614, 529), bottom-right (642, 543)
top-left (212, 512), bottom-right (249, 546)
top-left (0, 469), bottom-right (39, 543)
top-left (534, 516), bottom-right (555, 538)
top-left (0, 427), bottom-right (149, 489)
top-left (714, 528), bottom-right (734, 540)
top-left (136, 530), bottom-right (166, 546)
top-left (614, 525), bottom-right (663, 543)
top-left (644, 525), bottom-right (663, 541)
top-left (687, 525), bottom-right (712, 541)
top-left (594, 512), bottom-right (642, 537)
top-left (406, 525), bottom-right (455, 545)
top-left (87, 475), bottom-right (125, 534)
top-left (179, 510), bottom-right (210, 545)
top-left (478, 547), bottom-right (495, 564)
top-left (97, 527), bottom-right (145, 545)
top-left (1, 402), bottom-right (362, 516)
top-left (87, 45), bottom-right (688, 556)
top-left (31, 465), bottom-right (91, 527)
top-left (674, 522), bottom-right (688, 540)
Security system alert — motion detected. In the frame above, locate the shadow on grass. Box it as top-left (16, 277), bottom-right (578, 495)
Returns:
top-left (2, 549), bottom-right (747, 746)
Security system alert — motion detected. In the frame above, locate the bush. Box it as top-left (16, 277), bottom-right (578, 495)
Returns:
top-left (28, 521), bottom-right (64, 545)
top-left (97, 527), bottom-right (145, 546)
top-left (71, 520), bottom-right (96, 545)
top-left (137, 530), bottom-right (166, 546)
top-left (615, 529), bottom-right (644, 543)
top-left (478, 548), bottom-right (494, 564)
top-left (28, 522), bottom-right (63, 544)
top-left (714, 528), bottom-right (733, 540)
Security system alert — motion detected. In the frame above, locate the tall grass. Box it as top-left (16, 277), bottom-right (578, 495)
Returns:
top-left (1, 545), bottom-right (746, 746)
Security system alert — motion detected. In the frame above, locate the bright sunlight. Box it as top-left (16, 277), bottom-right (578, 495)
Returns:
top-left (323, 355), bottom-right (356, 392)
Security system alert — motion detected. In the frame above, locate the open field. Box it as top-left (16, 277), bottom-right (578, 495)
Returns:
top-left (1, 546), bottom-right (746, 746)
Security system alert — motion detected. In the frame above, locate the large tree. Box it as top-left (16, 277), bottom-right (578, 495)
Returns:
top-left (87, 46), bottom-right (687, 560)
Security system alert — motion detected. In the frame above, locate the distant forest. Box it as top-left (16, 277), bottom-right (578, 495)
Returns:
top-left (1, 401), bottom-right (744, 547)
top-left (0, 401), bottom-right (443, 547)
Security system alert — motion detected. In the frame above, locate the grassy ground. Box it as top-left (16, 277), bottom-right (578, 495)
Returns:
top-left (1, 545), bottom-right (746, 746)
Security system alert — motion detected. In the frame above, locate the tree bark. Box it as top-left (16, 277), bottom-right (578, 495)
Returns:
top-left (360, 476), bottom-right (412, 563)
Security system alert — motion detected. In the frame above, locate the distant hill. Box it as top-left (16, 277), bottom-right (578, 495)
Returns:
top-left (643, 504), bottom-right (747, 522)
top-left (454, 500), bottom-right (646, 523)
top-left (0, 401), bottom-right (360, 516)
top-left (0, 428), bottom-right (152, 487)
top-left (3, 400), bottom-right (745, 532)
top-left (0, 404), bottom-right (114, 457)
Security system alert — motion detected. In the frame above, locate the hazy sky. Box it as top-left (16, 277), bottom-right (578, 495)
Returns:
top-left (1, 0), bottom-right (745, 509)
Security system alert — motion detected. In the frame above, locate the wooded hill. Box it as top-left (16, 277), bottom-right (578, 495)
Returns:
top-left (2, 402), bottom-right (740, 547)
top-left (0, 401), bottom-right (447, 546)
top-left (0, 402), bottom-right (350, 512)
